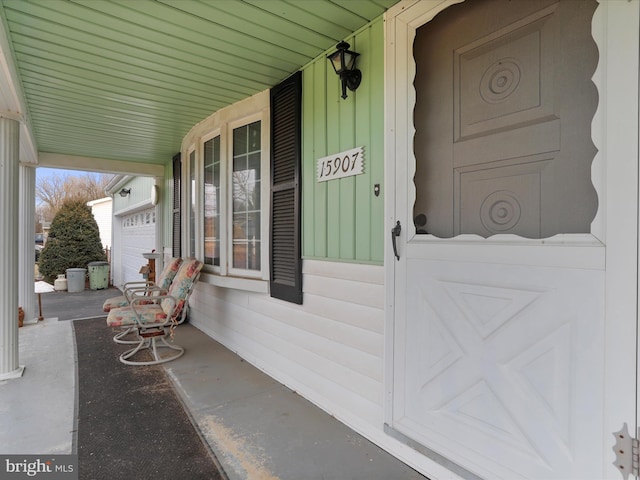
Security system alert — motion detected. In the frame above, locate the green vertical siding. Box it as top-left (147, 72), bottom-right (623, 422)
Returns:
top-left (112, 176), bottom-right (155, 210)
top-left (302, 19), bottom-right (384, 264)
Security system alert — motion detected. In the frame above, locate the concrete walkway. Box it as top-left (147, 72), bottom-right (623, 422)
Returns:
top-left (0, 287), bottom-right (426, 480)
top-left (0, 316), bottom-right (75, 454)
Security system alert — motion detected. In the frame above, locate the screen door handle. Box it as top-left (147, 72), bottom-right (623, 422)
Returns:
top-left (391, 221), bottom-right (401, 260)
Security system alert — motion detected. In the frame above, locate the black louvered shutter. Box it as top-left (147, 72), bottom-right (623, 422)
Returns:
top-left (270, 72), bottom-right (302, 304)
top-left (172, 152), bottom-right (182, 258)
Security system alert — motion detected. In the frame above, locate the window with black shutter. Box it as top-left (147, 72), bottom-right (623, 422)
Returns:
top-left (270, 72), bottom-right (302, 304)
top-left (172, 152), bottom-right (181, 258)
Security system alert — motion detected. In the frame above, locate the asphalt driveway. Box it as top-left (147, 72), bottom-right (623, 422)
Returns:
top-left (39, 286), bottom-right (120, 321)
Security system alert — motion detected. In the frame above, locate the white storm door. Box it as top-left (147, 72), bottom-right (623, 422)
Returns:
top-left (384, 1), bottom-right (639, 479)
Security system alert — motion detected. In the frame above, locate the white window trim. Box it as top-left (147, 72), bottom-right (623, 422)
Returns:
top-left (184, 144), bottom-right (198, 259)
top-left (181, 90), bottom-right (270, 290)
top-left (201, 128), bottom-right (224, 275)
top-left (227, 112), bottom-right (268, 279)
top-left (200, 271), bottom-right (269, 293)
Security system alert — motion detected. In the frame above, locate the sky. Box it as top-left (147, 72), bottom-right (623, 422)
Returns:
top-left (35, 167), bottom-right (112, 207)
top-left (37, 167), bottom-right (87, 181)
top-left (36, 167), bottom-right (110, 185)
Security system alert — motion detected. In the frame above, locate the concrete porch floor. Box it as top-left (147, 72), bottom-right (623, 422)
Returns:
top-left (0, 288), bottom-right (427, 480)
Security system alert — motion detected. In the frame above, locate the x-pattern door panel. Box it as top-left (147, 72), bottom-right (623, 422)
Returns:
top-left (396, 259), bottom-right (604, 478)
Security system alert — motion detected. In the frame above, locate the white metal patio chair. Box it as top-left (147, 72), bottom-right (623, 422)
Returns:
top-left (106, 258), bottom-right (203, 366)
top-left (102, 257), bottom-right (183, 344)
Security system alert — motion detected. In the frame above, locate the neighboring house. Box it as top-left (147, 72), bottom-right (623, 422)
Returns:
top-left (87, 197), bottom-right (112, 252)
top-left (1, 1), bottom-right (639, 479)
top-left (40, 221), bottom-right (50, 238)
top-left (105, 175), bottom-right (161, 289)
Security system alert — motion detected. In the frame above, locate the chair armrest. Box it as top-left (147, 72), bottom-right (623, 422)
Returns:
top-left (123, 280), bottom-right (156, 296)
top-left (125, 286), bottom-right (168, 302)
top-left (130, 295), bottom-right (177, 327)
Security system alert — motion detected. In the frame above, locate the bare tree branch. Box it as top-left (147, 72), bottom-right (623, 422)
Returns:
top-left (36, 171), bottom-right (114, 224)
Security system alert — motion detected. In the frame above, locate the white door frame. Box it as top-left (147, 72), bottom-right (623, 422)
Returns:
top-left (383, 0), bottom-right (639, 478)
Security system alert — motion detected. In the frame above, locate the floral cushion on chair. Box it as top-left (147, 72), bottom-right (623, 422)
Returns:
top-left (102, 296), bottom-right (129, 312)
top-left (156, 257), bottom-right (183, 290)
top-left (106, 258), bottom-right (202, 329)
top-left (106, 305), bottom-right (167, 327)
top-left (161, 258), bottom-right (203, 319)
top-left (102, 257), bottom-right (183, 312)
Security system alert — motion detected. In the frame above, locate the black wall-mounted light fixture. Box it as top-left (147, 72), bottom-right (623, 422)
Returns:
top-left (327, 41), bottom-right (362, 100)
top-left (119, 188), bottom-right (131, 197)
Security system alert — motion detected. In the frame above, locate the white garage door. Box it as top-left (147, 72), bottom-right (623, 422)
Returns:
top-left (119, 208), bottom-right (156, 287)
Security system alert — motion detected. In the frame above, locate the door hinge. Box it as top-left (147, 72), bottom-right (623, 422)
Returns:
top-left (614, 423), bottom-right (640, 479)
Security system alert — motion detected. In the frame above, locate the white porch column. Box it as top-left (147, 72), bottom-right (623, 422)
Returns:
top-left (154, 176), bottom-right (164, 271)
top-left (0, 115), bottom-right (23, 380)
top-left (19, 164), bottom-right (36, 322)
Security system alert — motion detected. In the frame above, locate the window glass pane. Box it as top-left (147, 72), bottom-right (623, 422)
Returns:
top-left (204, 136), bottom-right (220, 266)
top-left (189, 150), bottom-right (196, 257)
top-left (233, 156), bottom-right (247, 172)
top-left (250, 181), bottom-right (260, 211)
top-left (248, 152), bottom-right (261, 180)
top-left (233, 127), bottom-right (247, 155)
top-left (249, 122), bottom-right (261, 151)
top-left (232, 121), bottom-right (261, 270)
top-left (232, 223), bottom-right (261, 271)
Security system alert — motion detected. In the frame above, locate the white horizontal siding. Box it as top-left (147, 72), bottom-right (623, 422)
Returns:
top-left (303, 268), bottom-right (385, 309)
top-left (189, 259), bottom-right (386, 430)
top-left (302, 293), bottom-right (384, 334)
top-left (90, 200), bottom-right (112, 249)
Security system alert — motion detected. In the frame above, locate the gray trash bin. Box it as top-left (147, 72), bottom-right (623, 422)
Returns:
top-left (88, 261), bottom-right (110, 290)
top-left (66, 268), bottom-right (87, 293)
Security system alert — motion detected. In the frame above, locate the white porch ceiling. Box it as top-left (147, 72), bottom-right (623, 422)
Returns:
top-left (0, 0), bottom-right (397, 170)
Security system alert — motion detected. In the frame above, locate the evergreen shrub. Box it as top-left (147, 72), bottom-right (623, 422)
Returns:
top-left (38, 200), bottom-right (107, 283)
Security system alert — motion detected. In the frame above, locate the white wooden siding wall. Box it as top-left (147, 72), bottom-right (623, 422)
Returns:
top-left (189, 259), bottom-right (386, 429)
top-left (90, 201), bottom-right (112, 249)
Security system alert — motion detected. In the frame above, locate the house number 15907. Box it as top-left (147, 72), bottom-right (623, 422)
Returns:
top-left (316, 146), bottom-right (364, 182)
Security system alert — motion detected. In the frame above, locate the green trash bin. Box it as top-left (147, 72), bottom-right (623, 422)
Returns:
top-left (87, 261), bottom-right (109, 290)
